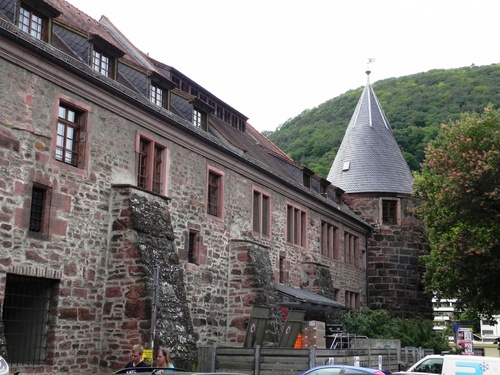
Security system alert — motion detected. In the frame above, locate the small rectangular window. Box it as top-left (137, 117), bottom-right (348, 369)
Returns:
top-left (152, 145), bottom-right (163, 194)
top-left (137, 138), bottom-right (149, 190)
top-left (344, 291), bottom-right (360, 309)
top-left (344, 232), bottom-right (359, 266)
top-left (188, 230), bottom-right (199, 265)
top-left (286, 204), bottom-right (306, 246)
top-left (252, 190), bottom-right (270, 236)
top-left (193, 109), bottom-right (206, 129)
top-left (207, 171), bottom-right (222, 217)
top-left (29, 186), bottom-right (46, 233)
top-left (3, 274), bottom-right (58, 365)
top-left (279, 256), bottom-right (288, 284)
top-left (382, 199), bottom-right (398, 224)
top-left (321, 221), bottom-right (339, 259)
top-left (303, 173), bottom-right (311, 188)
top-left (92, 49), bottom-right (111, 76)
top-left (344, 232), bottom-right (362, 267)
top-left (150, 85), bottom-right (164, 107)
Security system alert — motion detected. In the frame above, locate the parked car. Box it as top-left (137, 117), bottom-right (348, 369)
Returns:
top-left (392, 354), bottom-right (500, 375)
top-left (300, 364), bottom-right (391, 375)
top-left (0, 355), bottom-right (8, 375)
top-left (112, 370), bottom-right (249, 375)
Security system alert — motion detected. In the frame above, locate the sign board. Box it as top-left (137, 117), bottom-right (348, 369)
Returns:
top-left (143, 349), bottom-right (153, 365)
top-left (278, 310), bottom-right (306, 348)
top-left (457, 328), bottom-right (474, 355)
top-left (243, 306), bottom-right (271, 348)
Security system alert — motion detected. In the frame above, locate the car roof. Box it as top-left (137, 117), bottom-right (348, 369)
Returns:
top-left (301, 364), bottom-right (385, 374)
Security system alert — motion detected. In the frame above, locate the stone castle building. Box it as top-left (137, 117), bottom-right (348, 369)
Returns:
top-left (0, 0), bottom-right (431, 373)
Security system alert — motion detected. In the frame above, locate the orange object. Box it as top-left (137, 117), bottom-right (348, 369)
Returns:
top-left (294, 333), bottom-right (303, 349)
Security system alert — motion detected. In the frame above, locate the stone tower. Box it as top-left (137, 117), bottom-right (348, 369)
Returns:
top-left (327, 70), bottom-right (433, 319)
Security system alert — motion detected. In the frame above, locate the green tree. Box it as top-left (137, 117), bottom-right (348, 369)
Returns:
top-left (414, 107), bottom-right (500, 318)
top-left (341, 309), bottom-right (449, 352)
top-left (267, 64), bottom-right (500, 177)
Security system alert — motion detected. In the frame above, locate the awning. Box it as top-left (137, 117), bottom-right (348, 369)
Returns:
top-left (275, 284), bottom-right (345, 311)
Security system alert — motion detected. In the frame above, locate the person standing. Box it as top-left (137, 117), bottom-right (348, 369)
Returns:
top-left (154, 347), bottom-right (175, 373)
top-left (125, 344), bottom-right (149, 372)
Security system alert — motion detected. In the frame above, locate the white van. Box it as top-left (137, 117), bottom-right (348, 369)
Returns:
top-left (394, 354), bottom-right (500, 375)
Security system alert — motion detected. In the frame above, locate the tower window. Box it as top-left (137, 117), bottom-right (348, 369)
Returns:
top-left (381, 199), bottom-right (400, 225)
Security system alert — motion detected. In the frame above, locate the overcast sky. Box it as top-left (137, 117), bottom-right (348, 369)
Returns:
top-left (67, 0), bottom-right (500, 132)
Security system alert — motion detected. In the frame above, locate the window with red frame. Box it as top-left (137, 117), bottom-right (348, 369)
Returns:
top-left (188, 230), bottom-right (199, 265)
top-left (321, 221), bottom-right (339, 259)
top-left (136, 136), bottom-right (166, 195)
top-left (56, 104), bottom-right (85, 168)
top-left (344, 231), bottom-right (359, 266)
top-left (253, 190), bottom-right (270, 235)
top-left (29, 185), bottom-right (50, 234)
top-left (286, 204), bottom-right (306, 246)
top-left (207, 171), bottom-right (222, 217)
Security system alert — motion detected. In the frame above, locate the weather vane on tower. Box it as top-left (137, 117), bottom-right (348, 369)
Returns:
top-left (366, 58), bottom-right (376, 75)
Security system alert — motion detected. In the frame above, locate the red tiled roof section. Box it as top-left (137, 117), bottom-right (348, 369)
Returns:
top-left (46, 0), bottom-right (107, 38)
top-left (245, 123), bottom-right (294, 162)
top-left (45, 0), bottom-right (135, 64)
top-left (208, 117), bottom-right (295, 179)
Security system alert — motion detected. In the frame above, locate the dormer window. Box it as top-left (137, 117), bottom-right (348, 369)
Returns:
top-left (193, 109), bottom-right (206, 129)
top-left (19, 6), bottom-right (43, 39)
top-left (302, 168), bottom-right (314, 188)
top-left (17, 1), bottom-right (60, 42)
top-left (149, 72), bottom-right (174, 109)
top-left (89, 34), bottom-right (124, 79)
top-left (92, 49), bottom-right (111, 76)
top-left (303, 173), bottom-right (311, 188)
top-left (150, 85), bottom-right (164, 107)
top-left (192, 98), bottom-right (213, 132)
top-left (170, 72), bottom-right (246, 131)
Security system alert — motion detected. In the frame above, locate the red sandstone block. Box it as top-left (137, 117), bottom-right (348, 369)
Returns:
top-left (72, 288), bottom-right (88, 299)
top-left (59, 308), bottom-right (78, 320)
top-left (25, 249), bottom-right (48, 263)
top-left (124, 300), bottom-right (147, 319)
top-left (78, 308), bottom-right (96, 321)
top-left (121, 320), bottom-right (138, 330)
top-left (105, 287), bottom-right (123, 298)
top-left (50, 217), bottom-right (68, 236)
top-left (64, 262), bottom-right (78, 276)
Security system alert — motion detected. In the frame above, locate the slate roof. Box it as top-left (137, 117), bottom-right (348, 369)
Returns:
top-left (275, 284), bottom-right (345, 310)
top-left (327, 71), bottom-right (414, 194)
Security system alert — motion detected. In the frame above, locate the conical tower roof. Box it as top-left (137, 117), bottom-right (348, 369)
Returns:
top-left (327, 71), bottom-right (413, 194)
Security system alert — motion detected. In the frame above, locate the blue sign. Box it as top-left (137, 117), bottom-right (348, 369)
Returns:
top-left (453, 322), bottom-right (459, 333)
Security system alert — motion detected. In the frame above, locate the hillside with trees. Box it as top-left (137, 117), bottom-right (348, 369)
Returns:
top-left (266, 63), bottom-right (500, 177)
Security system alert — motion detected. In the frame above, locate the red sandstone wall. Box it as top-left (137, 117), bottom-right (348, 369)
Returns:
top-left (1, 28), bottom-right (373, 374)
top-left (343, 193), bottom-right (433, 319)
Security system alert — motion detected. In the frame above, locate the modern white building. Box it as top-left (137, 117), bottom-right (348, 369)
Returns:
top-left (433, 298), bottom-right (500, 356)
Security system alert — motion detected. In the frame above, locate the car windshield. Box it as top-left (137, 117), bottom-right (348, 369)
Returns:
top-left (413, 358), bottom-right (443, 374)
top-left (308, 368), bottom-right (343, 375)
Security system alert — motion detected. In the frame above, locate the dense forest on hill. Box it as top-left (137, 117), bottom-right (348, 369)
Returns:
top-left (266, 63), bottom-right (500, 177)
